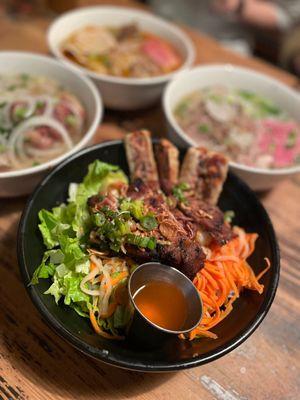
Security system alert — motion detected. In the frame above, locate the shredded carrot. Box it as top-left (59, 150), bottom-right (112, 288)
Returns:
top-left (89, 310), bottom-right (124, 340)
top-left (90, 261), bottom-right (97, 272)
top-left (186, 228), bottom-right (271, 340)
top-left (108, 271), bottom-right (128, 287)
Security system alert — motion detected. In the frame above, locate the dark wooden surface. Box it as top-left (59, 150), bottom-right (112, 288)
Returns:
top-left (0, 2), bottom-right (299, 399)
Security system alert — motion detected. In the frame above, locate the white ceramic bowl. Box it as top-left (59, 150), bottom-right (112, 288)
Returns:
top-left (48, 6), bottom-right (195, 110)
top-left (163, 64), bottom-right (300, 191)
top-left (0, 52), bottom-right (102, 198)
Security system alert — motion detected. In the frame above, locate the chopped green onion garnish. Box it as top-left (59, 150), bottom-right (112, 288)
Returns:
top-left (14, 107), bottom-right (27, 120)
top-left (36, 100), bottom-right (44, 109)
top-left (65, 114), bottom-right (77, 127)
top-left (94, 212), bottom-right (106, 227)
top-left (125, 233), bottom-right (156, 250)
top-left (172, 182), bottom-right (189, 204)
top-left (140, 215), bottom-right (158, 231)
top-left (224, 210), bottom-right (235, 224)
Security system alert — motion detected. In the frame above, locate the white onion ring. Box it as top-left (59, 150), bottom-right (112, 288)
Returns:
top-left (7, 116), bottom-right (73, 168)
top-left (25, 144), bottom-right (64, 159)
top-left (35, 96), bottom-right (55, 117)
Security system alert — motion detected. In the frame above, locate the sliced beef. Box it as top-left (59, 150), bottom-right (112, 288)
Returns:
top-left (179, 197), bottom-right (233, 245)
top-left (87, 192), bottom-right (118, 213)
top-left (116, 24), bottom-right (139, 41)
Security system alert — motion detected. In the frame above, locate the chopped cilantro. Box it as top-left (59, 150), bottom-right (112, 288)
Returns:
top-left (285, 131), bottom-right (297, 149)
top-left (294, 154), bottom-right (300, 164)
top-left (268, 142), bottom-right (276, 152)
top-left (198, 123), bottom-right (210, 134)
top-left (20, 73), bottom-right (29, 82)
top-left (175, 101), bottom-right (188, 117)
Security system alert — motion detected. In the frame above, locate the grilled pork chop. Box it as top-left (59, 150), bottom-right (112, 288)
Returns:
top-left (88, 130), bottom-right (233, 280)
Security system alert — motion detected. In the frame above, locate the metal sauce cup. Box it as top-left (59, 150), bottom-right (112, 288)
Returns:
top-left (127, 262), bottom-right (203, 348)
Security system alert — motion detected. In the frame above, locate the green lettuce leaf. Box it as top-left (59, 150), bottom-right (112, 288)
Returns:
top-left (33, 160), bottom-right (128, 326)
top-left (31, 249), bottom-right (63, 284)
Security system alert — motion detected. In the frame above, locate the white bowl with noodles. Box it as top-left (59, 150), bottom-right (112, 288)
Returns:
top-left (47, 6), bottom-right (195, 110)
top-left (163, 64), bottom-right (300, 191)
top-left (0, 52), bottom-right (102, 198)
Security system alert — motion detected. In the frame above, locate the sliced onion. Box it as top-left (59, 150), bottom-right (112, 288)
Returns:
top-left (18, 96), bottom-right (37, 118)
top-left (25, 144), bottom-right (64, 159)
top-left (100, 266), bottom-right (113, 317)
top-left (205, 99), bottom-right (237, 123)
top-left (7, 116), bottom-right (73, 168)
top-left (35, 96), bottom-right (55, 116)
top-left (0, 99), bottom-right (13, 129)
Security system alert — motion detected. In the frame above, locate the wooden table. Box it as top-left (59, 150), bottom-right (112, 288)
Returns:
top-left (0, 3), bottom-right (299, 400)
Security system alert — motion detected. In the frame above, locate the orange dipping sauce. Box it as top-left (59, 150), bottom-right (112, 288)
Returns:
top-left (133, 280), bottom-right (188, 331)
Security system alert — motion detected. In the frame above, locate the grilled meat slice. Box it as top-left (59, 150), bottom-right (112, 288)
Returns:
top-left (179, 147), bottom-right (228, 205)
top-left (87, 192), bottom-right (119, 213)
top-left (179, 197), bottom-right (233, 245)
top-left (154, 139), bottom-right (179, 194)
top-left (127, 178), bottom-right (205, 278)
top-left (158, 238), bottom-right (205, 280)
top-left (124, 130), bottom-right (159, 189)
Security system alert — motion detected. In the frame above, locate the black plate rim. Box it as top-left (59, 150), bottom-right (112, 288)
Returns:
top-left (17, 140), bottom-right (280, 372)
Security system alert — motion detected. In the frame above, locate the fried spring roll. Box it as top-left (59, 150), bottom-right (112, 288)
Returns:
top-left (179, 147), bottom-right (228, 205)
top-left (154, 139), bottom-right (179, 194)
top-left (124, 130), bottom-right (159, 186)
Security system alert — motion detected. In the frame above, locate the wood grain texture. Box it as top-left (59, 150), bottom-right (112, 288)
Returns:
top-left (0, 2), bottom-right (299, 400)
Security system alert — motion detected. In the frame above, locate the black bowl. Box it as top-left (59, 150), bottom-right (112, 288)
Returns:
top-left (18, 141), bottom-right (280, 372)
